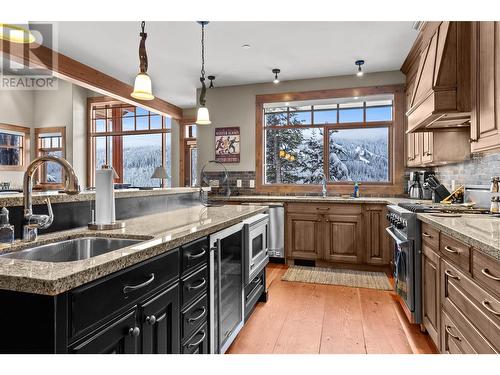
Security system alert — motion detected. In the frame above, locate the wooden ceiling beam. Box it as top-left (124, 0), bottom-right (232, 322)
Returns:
top-left (0, 40), bottom-right (183, 119)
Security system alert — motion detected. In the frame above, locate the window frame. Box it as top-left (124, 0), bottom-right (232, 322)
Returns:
top-left (87, 96), bottom-right (172, 188)
top-left (255, 85), bottom-right (405, 196)
top-left (0, 123), bottom-right (30, 172)
top-left (34, 126), bottom-right (66, 190)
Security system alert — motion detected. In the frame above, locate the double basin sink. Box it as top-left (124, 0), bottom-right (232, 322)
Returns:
top-left (0, 237), bottom-right (144, 263)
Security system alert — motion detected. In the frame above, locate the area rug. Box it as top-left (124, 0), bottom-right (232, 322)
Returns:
top-left (281, 265), bottom-right (393, 291)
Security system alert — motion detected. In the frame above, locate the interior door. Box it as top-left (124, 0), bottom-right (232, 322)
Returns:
top-left (140, 283), bottom-right (180, 354)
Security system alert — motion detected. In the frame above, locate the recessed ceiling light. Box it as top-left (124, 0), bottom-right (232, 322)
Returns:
top-left (354, 96), bottom-right (359, 100)
top-left (241, 44), bottom-right (251, 49)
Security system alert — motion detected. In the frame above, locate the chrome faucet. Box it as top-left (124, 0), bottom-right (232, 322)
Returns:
top-left (23, 155), bottom-right (80, 241)
top-left (319, 172), bottom-right (328, 198)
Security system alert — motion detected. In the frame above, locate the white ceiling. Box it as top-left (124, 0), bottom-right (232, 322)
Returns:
top-left (52, 22), bottom-right (418, 108)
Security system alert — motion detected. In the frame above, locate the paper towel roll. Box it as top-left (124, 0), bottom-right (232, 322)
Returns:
top-left (95, 169), bottom-right (115, 224)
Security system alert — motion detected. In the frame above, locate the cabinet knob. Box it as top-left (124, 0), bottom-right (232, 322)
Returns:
top-left (469, 138), bottom-right (478, 143)
top-left (128, 327), bottom-right (141, 337)
top-left (146, 315), bottom-right (157, 325)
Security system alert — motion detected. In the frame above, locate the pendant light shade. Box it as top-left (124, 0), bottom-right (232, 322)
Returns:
top-left (195, 21), bottom-right (211, 125)
top-left (0, 23), bottom-right (35, 44)
top-left (131, 72), bottom-right (154, 100)
top-left (196, 106), bottom-right (211, 125)
top-left (131, 21), bottom-right (155, 101)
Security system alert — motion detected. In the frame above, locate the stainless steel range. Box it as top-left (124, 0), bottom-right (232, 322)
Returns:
top-left (386, 204), bottom-right (422, 324)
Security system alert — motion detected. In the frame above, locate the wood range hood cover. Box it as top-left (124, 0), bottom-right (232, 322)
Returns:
top-left (406, 22), bottom-right (471, 133)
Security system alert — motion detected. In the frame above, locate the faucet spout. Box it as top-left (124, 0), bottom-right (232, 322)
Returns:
top-left (23, 155), bottom-right (80, 241)
top-left (319, 172), bottom-right (328, 198)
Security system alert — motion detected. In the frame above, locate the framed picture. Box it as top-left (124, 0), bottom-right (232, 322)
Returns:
top-left (215, 127), bottom-right (240, 163)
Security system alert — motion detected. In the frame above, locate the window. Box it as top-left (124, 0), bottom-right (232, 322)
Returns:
top-left (259, 91), bottom-right (397, 188)
top-left (88, 99), bottom-right (172, 188)
top-left (35, 127), bottom-right (66, 188)
top-left (0, 123), bottom-right (30, 171)
top-left (180, 122), bottom-right (197, 187)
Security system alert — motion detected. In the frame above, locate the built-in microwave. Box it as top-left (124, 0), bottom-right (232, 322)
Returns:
top-left (243, 214), bottom-right (269, 285)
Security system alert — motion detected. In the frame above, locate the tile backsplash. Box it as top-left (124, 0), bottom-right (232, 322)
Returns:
top-left (433, 152), bottom-right (500, 190)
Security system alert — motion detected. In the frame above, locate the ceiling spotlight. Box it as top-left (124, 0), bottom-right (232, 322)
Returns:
top-left (272, 68), bottom-right (280, 84)
top-left (355, 60), bottom-right (365, 77)
top-left (241, 44), bottom-right (251, 49)
top-left (208, 75), bottom-right (215, 89)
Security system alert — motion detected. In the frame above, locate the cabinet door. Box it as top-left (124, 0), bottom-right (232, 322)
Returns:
top-left (471, 22), bottom-right (500, 152)
top-left (286, 213), bottom-right (323, 260)
top-left (422, 244), bottom-right (440, 348)
top-left (364, 206), bottom-right (390, 265)
top-left (324, 214), bottom-right (362, 263)
top-left (70, 309), bottom-right (139, 354)
top-left (141, 283), bottom-right (180, 354)
top-left (421, 132), bottom-right (433, 164)
top-left (407, 132), bottom-right (423, 166)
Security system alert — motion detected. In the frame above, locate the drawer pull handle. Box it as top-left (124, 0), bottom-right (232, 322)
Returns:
top-left (187, 278), bottom-right (207, 291)
top-left (445, 325), bottom-right (461, 341)
top-left (187, 329), bottom-right (206, 348)
top-left (145, 315), bottom-right (156, 325)
top-left (422, 232), bottom-right (432, 238)
top-left (444, 269), bottom-right (460, 281)
top-left (128, 327), bottom-right (141, 337)
top-left (481, 268), bottom-right (500, 281)
top-left (482, 300), bottom-right (500, 316)
top-left (188, 307), bottom-right (207, 323)
top-left (187, 248), bottom-right (207, 260)
top-left (316, 207), bottom-right (330, 211)
top-left (123, 273), bottom-right (155, 293)
top-left (444, 245), bottom-right (459, 254)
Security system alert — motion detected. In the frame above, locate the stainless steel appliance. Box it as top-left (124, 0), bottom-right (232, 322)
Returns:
top-left (386, 204), bottom-right (421, 324)
top-left (243, 213), bottom-right (269, 284)
top-left (408, 171), bottom-right (432, 200)
top-left (209, 223), bottom-right (244, 354)
top-left (242, 202), bottom-right (285, 259)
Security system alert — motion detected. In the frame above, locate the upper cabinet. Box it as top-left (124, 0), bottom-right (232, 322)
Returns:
top-left (405, 22), bottom-right (472, 133)
top-left (470, 22), bottom-right (500, 153)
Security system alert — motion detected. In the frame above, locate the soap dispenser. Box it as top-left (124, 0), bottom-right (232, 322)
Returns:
top-left (0, 207), bottom-right (14, 244)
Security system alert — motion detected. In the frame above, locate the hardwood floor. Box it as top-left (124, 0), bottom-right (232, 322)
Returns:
top-left (227, 263), bottom-right (437, 354)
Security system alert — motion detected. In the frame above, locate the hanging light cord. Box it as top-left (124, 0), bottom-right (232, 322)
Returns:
top-left (199, 22), bottom-right (207, 106)
top-left (139, 21), bottom-right (148, 73)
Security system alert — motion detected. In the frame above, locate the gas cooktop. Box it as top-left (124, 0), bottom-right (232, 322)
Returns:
top-left (398, 202), bottom-right (490, 214)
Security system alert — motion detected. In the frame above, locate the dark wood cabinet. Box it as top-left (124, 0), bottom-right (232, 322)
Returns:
top-left (182, 323), bottom-right (209, 354)
top-left (286, 212), bottom-right (323, 260)
top-left (140, 283), bottom-right (180, 354)
top-left (422, 243), bottom-right (440, 347)
top-left (324, 214), bottom-right (362, 263)
top-left (364, 205), bottom-right (390, 265)
top-left (70, 309), bottom-right (140, 354)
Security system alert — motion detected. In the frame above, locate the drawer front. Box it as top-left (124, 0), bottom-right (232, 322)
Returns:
top-left (181, 265), bottom-right (208, 308)
top-left (472, 250), bottom-right (500, 298)
top-left (441, 310), bottom-right (476, 354)
top-left (287, 203), bottom-right (362, 215)
top-left (181, 237), bottom-right (209, 275)
top-left (244, 269), bottom-right (265, 320)
top-left (70, 249), bottom-right (179, 339)
top-left (440, 233), bottom-right (470, 272)
top-left (441, 260), bottom-right (499, 352)
top-left (182, 323), bottom-right (209, 354)
top-left (421, 222), bottom-right (439, 250)
top-left (181, 293), bottom-right (208, 341)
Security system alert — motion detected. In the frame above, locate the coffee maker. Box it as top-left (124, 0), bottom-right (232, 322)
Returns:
top-left (408, 171), bottom-right (433, 200)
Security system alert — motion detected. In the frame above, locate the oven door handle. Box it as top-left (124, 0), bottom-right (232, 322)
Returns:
top-left (385, 227), bottom-right (409, 247)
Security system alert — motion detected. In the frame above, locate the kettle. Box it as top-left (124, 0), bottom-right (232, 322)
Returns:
top-left (408, 172), bottom-right (423, 199)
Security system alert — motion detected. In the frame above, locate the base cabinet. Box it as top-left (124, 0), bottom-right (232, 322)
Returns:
top-left (422, 244), bottom-right (440, 347)
top-left (287, 213), bottom-right (323, 260)
top-left (364, 205), bottom-right (390, 265)
top-left (324, 214), bottom-right (362, 263)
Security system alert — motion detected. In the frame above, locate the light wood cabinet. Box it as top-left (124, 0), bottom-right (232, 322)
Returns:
top-left (324, 214), bottom-right (362, 263)
top-left (286, 212), bottom-right (323, 260)
top-left (470, 21), bottom-right (500, 152)
top-left (421, 132), bottom-right (433, 164)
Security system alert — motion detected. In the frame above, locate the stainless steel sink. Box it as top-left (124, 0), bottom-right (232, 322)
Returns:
top-left (0, 237), bottom-right (143, 263)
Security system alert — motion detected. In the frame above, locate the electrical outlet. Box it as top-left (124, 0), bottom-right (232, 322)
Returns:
top-left (249, 179), bottom-right (255, 188)
top-left (236, 179), bottom-right (242, 188)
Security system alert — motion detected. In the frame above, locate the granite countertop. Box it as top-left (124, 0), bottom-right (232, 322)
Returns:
top-left (418, 213), bottom-right (500, 261)
top-left (0, 204), bottom-right (266, 296)
top-left (0, 187), bottom-right (199, 207)
top-left (226, 195), bottom-right (431, 205)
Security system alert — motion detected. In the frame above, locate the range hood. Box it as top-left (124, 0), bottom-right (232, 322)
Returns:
top-left (406, 22), bottom-right (471, 133)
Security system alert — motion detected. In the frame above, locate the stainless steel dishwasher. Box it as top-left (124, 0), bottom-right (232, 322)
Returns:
top-left (242, 202), bottom-right (285, 259)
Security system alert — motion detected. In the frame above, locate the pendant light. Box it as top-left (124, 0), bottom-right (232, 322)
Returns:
top-left (131, 21), bottom-right (155, 101)
top-left (196, 21), bottom-right (211, 125)
top-left (355, 60), bottom-right (365, 77)
top-left (272, 68), bottom-right (280, 84)
top-left (0, 23), bottom-right (35, 44)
